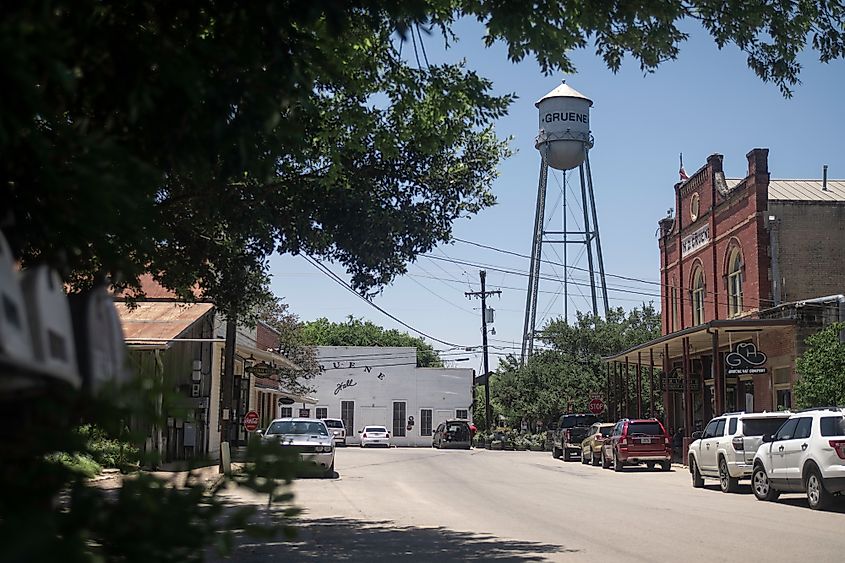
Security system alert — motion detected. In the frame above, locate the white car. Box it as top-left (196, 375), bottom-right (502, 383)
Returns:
top-left (260, 418), bottom-right (335, 477)
top-left (360, 425), bottom-right (391, 448)
top-left (752, 408), bottom-right (845, 510)
top-left (323, 418), bottom-right (347, 446)
top-left (688, 411), bottom-right (792, 492)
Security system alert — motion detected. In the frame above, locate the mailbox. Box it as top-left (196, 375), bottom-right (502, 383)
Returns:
top-left (0, 231), bottom-right (37, 389)
top-left (19, 265), bottom-right (81, 388)
top-left (69, 286), bottom-right (130, 392)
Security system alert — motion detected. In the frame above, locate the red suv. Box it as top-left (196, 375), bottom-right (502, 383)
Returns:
top-left (601, 419), bottom-right (672, 472)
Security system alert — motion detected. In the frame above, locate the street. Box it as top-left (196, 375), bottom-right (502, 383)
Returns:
top-left (215, 447), bottom-right (845, 562)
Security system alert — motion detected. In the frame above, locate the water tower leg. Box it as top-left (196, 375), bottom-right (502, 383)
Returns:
top-left (578, 163), bottom-right (598, 316)
top-left (521, 158), bottom-right (549, 365)
top-left (585, 150), bottom-right (610, 316)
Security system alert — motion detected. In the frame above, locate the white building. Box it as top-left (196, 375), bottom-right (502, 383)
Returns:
top-left (293, 347), bottom-right (474, 446)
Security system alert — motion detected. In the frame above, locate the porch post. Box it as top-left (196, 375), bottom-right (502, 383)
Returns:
top-left (624, 357), bottom-right (630, 418)
top-left (636, 351), bottom-right (643, 418)
top-left (712, 329), bottom-right (723, 415)
top-left (663, 343), bottom-right (671, 431)
top-left (683, 337), bottom-right (693, 436)
top-left (649, 348), bottom-right (656, 418)
top-left (606, 361), bottom-right (611, 420)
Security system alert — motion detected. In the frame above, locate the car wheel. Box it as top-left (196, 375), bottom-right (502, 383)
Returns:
top-left (752, 465), bottom-right (780, 502)
top-left (690, 458), bottom-right (704, 488)
top-left (719, 457), bottom-right (739, 493)
top-left (613, 450), bottom-right (623, 472)
top-left (806, 467), bottom-right (833, 510)
top-left (601, 450), bottom-right (610, 469)
top-left (660, 461), bottom-right (671, 472)
top-left (592, 452), bottom-right (600, 466)
top-left (646, 462), bottom-right (656, 471)
top-left (552, 446), bottom-right (562, 459)
top-left (324, 462), bottom-right (335, 479)
top-left (581, 450), bottom-right (589, 464)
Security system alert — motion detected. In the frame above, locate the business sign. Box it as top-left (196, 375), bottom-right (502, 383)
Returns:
top-left (725, 342), bottom-right (768, 376)
top-left (245, 361), bottom-right (275, 377)
top-left (661, 369), bottom-right (699, 392)
top-left (681, 225), bottom-right (710, 257)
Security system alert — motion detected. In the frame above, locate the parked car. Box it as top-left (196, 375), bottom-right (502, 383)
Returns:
top-left (602, 418), bottom-right (671, 471)
top-left (323, 418), bottom-right (347, 446)
top-left (688, 411), bottom-right (792, 492)
top-left (752, 407), bottom-right (845, 510)
top-left (581, 422), bottom-right (615, 466)
top-left (432, 419), bottom-right (472, 449)
top-left (552, 413), bottom-right (599, 461)
top-left (260, 417), bottom-right (335, 477)
top-left (359, 425), bottom-right (391, 447)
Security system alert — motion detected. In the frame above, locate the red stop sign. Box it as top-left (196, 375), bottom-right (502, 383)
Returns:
top-left (243, 410), bottom-right (260, 432)
top-left (588, 399), bottom-right (605, 415)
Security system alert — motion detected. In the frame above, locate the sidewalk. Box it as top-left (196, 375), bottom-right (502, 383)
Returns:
top-left (87, 462), bottom-right (242, 491)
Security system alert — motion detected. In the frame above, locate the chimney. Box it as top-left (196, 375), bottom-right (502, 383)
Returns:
top-left (823, 165), bottom-right (828, 191)
top-left (746, 148), bottom-right (769, 178)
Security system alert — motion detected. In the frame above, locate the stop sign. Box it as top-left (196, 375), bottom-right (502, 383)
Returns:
top-left (243, 410), bottom-right (260, 432)
top-left (588, 398), bottom-right (605, 415)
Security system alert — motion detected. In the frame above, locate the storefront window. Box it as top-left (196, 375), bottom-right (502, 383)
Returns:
top-left (692, 268), bottom-right (705, 325)
top-left (777, 389), bottom-right (792, 410)
top-left (727, 249), bottom-right (743, 317)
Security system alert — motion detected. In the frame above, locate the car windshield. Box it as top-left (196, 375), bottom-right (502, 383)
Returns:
top-left (560, 415), bottom-right (598, 429)
top-left (266, 421), bottom-right (328, 436)
top-left (324, 420), bottom-right (344, 428)
top-left (627, 422), bottom-right (663, 436)
top-left (820, 416), bottom-right (845, 437)
top-left (365, 427), bottom-right (387, 433)
top-left (599, 426), bottom-right (613, 437)
top-left (741, 417), bottom-right (790, 437)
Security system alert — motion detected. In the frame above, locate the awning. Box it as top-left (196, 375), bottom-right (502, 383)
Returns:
top-left (116, 302), bottom-right (215, 349)
top-left (254, 377), bottom-right (317, 404)
top-left (603, 318), bottom-right (796, 366)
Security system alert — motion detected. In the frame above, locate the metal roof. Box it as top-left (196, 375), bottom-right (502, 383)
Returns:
top-left (725, 178), bottom-right (845, 202)
top-left (535, 81), bottom-right (593, 107)
top-left (116, 301), bottom-right (214, 347)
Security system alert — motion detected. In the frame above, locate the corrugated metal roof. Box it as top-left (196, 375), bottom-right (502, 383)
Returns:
top-left (116, 302), bottom-right (214, 346)
top-left (723, 178), bottom-right (845, 202)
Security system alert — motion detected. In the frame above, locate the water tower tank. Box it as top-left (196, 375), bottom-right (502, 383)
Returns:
top-left (535, 81), bottom-right (593, 171)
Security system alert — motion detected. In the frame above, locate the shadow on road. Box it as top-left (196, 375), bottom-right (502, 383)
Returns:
top-left (210, 517), bottom-right (576, 562)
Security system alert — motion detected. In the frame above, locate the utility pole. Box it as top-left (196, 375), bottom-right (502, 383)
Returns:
top-left (466, 270), bottom-right (501, 432)
top-left (220, 313), bottom-right (237, 473)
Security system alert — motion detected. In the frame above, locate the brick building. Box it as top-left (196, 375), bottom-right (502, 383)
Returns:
top-left (605, 149), bottom-right (844, 440)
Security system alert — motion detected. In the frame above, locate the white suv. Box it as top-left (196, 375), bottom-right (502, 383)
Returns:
top-left (688, 411), bottom-right (792, 493)
top-left (323, 418), bottom-right (347, 446)
top-left (752, 408), bottom-right (845, 510)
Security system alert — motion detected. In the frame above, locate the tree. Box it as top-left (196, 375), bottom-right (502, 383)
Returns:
top-left (300, 317), bottom-right (443, 367)
top-left (256, 298), bottom-right (321, 396)
top-left (3, 2), bottom-right (844, 316)
top-left (493, 305), bottom-right (661, 426)
top-left (794, 323), bottom-right (845, 409)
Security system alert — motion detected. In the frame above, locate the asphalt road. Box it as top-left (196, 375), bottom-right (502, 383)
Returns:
top-left (215, 447), bottom-right (845, 562)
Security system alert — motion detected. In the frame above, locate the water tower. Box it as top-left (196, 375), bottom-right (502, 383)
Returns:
top-left (520, 81), bottom-right (609, 364)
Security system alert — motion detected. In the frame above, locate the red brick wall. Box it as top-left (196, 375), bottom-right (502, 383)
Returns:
top-left (256, 322), bottom-right (280, 352)
top-left (659, 149), bottom-right (772, 335)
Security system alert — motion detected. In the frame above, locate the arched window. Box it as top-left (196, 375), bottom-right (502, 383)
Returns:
top-left (692, 268), bottom-right (705, 325)
top-left (727, 248), bottom-right (743, 317)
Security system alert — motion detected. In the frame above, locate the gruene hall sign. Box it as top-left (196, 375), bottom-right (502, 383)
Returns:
top-left (725, 342), bottom-right (768, 375)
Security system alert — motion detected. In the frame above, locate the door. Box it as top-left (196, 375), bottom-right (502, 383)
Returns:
top-left (699, 419), bottom-right (724, 473)
top-left (781, 417), bottom-right (812, 488)
top-left (770, 418), bottom-right (800, 484)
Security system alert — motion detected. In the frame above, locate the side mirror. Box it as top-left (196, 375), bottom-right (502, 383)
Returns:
top-left (761, 434), bottom-right (773, 443)
top-left (256, 429), bottom-right (264, 436)
top-left (691, 431), bottom-right (703, 440)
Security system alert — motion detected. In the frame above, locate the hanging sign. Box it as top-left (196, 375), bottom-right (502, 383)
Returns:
top-left (725, 342), bottom-right (768, 375)
top-left (245, 361), bottom-right (274, 377)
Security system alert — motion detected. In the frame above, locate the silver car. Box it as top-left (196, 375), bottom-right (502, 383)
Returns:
top-left (260, 418), bottom-right (335, 477)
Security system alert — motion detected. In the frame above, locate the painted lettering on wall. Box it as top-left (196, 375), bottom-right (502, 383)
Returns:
top-left (542, 112), bottom-right (588, 124)
top-left (377, 372), bottom-right (386, 380)
top-left (333, 378), bottom-right (357, 395)
top-left (681, 225), bottom-right (710, 257)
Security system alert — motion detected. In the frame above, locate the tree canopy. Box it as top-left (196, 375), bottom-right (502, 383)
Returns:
top-left (794, 323), bottom-right (845, 409)
top-left (301, 317), bottom-right (443, 367)
top-left (491, 305), bottom-right (661, 427)
top-left (3, 2), bottom-right (844, 316)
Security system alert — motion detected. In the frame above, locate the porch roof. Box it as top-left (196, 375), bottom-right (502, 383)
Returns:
top-left (602, 318), bottom-right (796, 366)
top-left (116, 301), bottom-right (214, 348)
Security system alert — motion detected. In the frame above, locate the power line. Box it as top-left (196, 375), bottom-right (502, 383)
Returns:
top-left (302, 255), bottom-right (467, 348)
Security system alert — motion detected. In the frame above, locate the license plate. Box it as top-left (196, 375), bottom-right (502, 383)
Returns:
top-left (640, 438), bottom-right (651, 444)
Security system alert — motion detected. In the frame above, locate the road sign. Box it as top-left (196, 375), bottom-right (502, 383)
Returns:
top-left (243, 410), bottom-right (260, 432)
top-left (588, 398), bottom-right (605, 415)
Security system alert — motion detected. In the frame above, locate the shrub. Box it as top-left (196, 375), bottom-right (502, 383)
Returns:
top-left (77, 425), bottom-right (140, 469)
top-left (46, 452), bottom-right (102, 479)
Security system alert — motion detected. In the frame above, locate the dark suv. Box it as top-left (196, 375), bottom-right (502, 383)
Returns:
top-left (432, 419), bottom-right (472, 449)
top-left (602, 419), bottom-right (671, 472)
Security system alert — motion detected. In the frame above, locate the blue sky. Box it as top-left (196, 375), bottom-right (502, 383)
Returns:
top-left (269, 17), bottom-right (845, 371)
